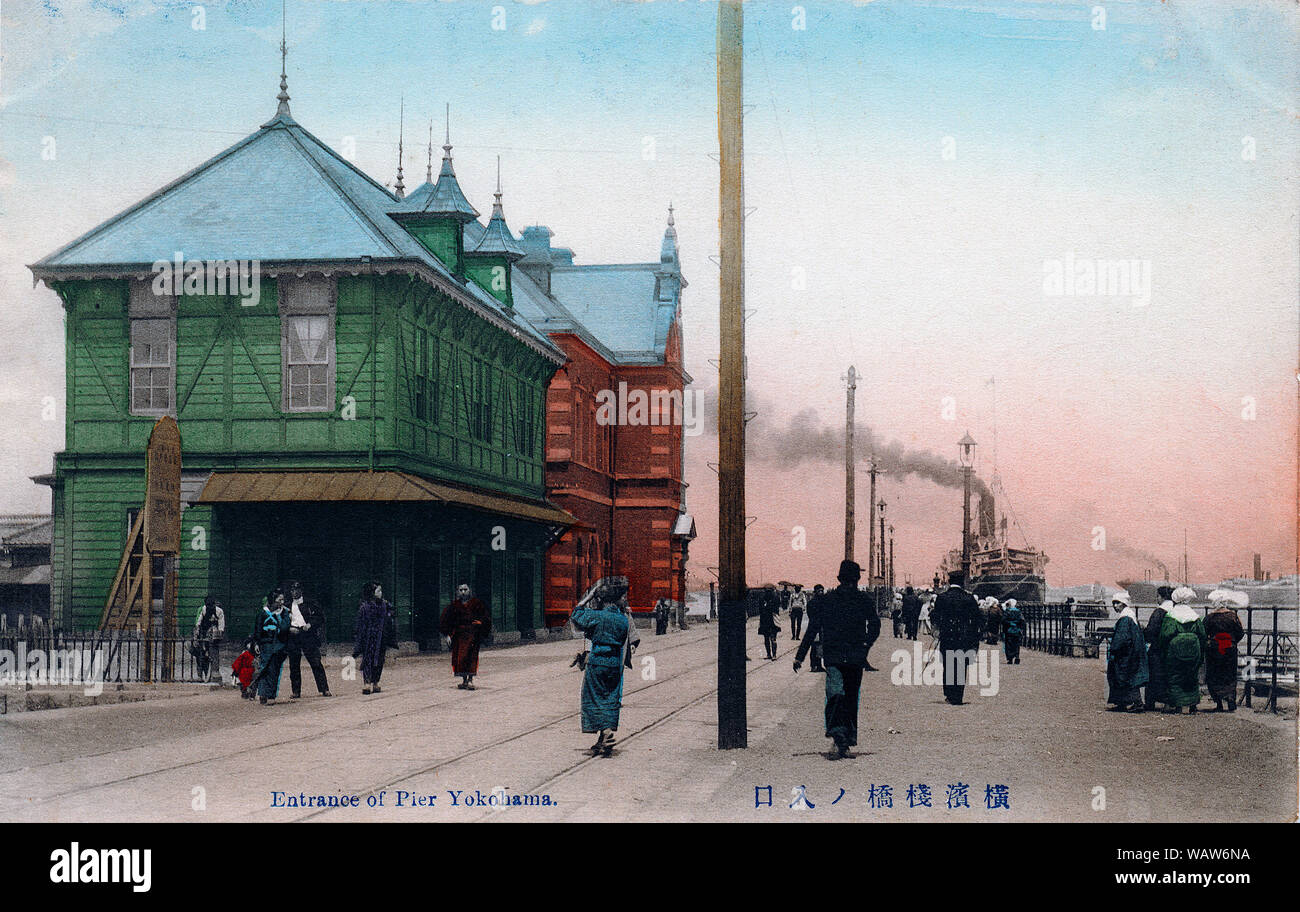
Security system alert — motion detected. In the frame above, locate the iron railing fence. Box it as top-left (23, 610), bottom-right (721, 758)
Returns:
top-left (0, 631), bottom-right (212, 684)
top-left (1020, 603), bottom-right (1296, 712)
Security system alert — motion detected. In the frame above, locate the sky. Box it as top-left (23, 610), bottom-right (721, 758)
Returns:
top-left (0, 0), bottom-right (1296, 589)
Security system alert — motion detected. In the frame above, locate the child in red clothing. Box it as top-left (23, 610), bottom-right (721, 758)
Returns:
top-left (231, 640), bottom-right (258, 699)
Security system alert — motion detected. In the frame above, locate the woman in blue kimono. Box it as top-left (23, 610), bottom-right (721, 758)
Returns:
top-left (1106, 591), bottom-right (1148, 712)
top-left (254, 588), bottom-right (290, 705)
top-left (569, 577), bottom-right (635, 758)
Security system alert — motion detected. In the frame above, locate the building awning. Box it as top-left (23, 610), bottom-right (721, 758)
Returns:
top-left (672, 512), bottom-right (696, 540)
top-left (0, 565), bottom-right (51, 586)
top-left (195, 471), bottom-right (576, 527)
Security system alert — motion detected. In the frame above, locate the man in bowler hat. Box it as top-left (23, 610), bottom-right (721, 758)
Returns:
top-left (793, 560), bottom-right (877, 759)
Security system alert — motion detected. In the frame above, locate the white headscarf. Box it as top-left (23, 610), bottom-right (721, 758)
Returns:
top-left (1208, 588), bottom-right (1248, 610)
top-left (1168, 586), bottom-right (1199, 622)
top-left (1110, 590), bottom-right (1136, 625)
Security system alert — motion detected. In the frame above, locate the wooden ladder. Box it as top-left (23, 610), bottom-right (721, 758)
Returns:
top-left (95, 510), bottom-right (154, 679)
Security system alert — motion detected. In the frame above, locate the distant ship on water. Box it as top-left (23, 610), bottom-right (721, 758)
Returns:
top-left (1117, 575), bottom-right (1299, 608)
top-left (936, 488), bottom-right (1049, 603)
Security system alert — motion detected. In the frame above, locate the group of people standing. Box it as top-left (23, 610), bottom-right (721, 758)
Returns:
top-left (891, 588), bottom-right (924, 640)
top-left (1106, 585), bottom-right (1246, 714)
top-left (787, 566), bottom-right (1026, 760)
top-left (193, 584), bottom-right (334, 703)
top-left (209, 580), bottom-right (493, 705)
top-left (971, 595), bottom-right (1026, 664)
top-left (238, 580), bottom-right (337, 704)
top-left (652, 597), bottom-right (690, 636)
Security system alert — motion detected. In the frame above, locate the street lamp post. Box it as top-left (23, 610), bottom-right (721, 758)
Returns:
top-left (888, 524), bottom-right (895, 589)
top-left (958, 432), bottom-right (977, 581)
top-left (877, 499), bottom-right (886, 588)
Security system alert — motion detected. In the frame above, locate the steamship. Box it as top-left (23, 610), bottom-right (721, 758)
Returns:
top-left (936, 489), bottom-right (1048, 603)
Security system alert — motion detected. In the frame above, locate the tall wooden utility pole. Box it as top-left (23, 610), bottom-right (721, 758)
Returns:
top-left (843, 366), bottom-right (857, 562)
top-left (716, 0), bottom-right (747, 750)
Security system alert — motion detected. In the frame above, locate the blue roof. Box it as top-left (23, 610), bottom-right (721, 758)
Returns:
top-left (549, 264), bottom-right (679, 365)
top-left (30, 112), bottom-right (561, 363)
top-left (510, 265), bottom-right (619, 364)
top-left (511, 218), bottom-right (687, 367)
top-left (391, 147), bottom-right (478, 221)
top-left (36, 113), bottom-right (432, 266)
top-left (468, 193), bottom-right (524, 260)
top-left (399, 180), bottom-right (437, 211)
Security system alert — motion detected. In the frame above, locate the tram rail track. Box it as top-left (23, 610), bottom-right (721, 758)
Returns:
top-left (1, 624), bottom-right (721, 813)
top-left (293, 631), bottom-right (801, 821)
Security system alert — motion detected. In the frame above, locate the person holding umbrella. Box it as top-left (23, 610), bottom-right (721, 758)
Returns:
top-left (569, 577), bottom-right (637, 758)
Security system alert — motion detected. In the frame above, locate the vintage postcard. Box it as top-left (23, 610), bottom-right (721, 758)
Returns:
top-left (0, 0), bottom-right (1295, 883)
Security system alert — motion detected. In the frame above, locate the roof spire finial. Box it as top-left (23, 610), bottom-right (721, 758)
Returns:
top-left (469, 155), bottom-right (523, 261)
top-left (661, 200), bottom-right (679, 263)
top-left (491, 155), bottom-right (506, 216)
top-left (275, 0), bottom-right (291, 116)
top-left (394, 97), bottom-right (406, 199)
top-left (442, 103), bottom-right (453, 161)
top-left (426, 118), bottom-right (434, 184)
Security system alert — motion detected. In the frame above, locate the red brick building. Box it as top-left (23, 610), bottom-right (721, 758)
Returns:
top-left (512, 212), bottom-right (694, 622)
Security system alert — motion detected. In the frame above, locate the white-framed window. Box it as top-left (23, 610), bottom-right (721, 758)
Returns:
top-left (279, 277), bottom-right (336, 413)
top-left (128, 280), bottom-right (176, 416)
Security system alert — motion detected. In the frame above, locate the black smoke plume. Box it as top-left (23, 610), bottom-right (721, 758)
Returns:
top-left (699, 390), bottom-right (988, 495)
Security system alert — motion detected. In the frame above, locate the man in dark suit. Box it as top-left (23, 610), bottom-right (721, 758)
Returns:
top-left (807, 584), bottom-right (826, 671)
top-left (929, 571), bottom-right (982, 705)
top-left (793, 560), bottom-right (876, 759)
top-left (285, 579), bottom-right (332, 699)
top-left (901, 586), bottom-right (923, 640)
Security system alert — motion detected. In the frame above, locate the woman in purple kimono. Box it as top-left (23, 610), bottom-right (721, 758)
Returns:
top-left (352, 581), bottom-right (395, 695)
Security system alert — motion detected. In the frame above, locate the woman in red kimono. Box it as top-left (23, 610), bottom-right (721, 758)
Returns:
top-left (440, 583), bottom-right (491, 690)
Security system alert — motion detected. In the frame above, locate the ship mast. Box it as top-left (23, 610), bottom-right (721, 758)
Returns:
top-left (990, 376), bottom-right (1000, 496)
top-left (843, 366), bottom-right (856, 563)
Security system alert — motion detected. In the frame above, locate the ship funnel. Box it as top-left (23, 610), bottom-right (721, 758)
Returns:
top-left (978, 490), bottom-right (996, 539)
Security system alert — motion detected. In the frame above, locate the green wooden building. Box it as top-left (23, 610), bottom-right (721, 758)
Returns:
top-left (29, 82), bottom-right (573, 644)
